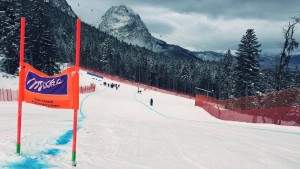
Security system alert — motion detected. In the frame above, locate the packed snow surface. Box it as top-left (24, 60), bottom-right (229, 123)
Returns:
top-left (0, 71), bottom-right (300, 169)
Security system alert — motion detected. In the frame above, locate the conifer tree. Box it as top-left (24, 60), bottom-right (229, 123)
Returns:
top-left (100, 37), bottom-right (112, 73)
top-left (235, 29), bottom-right (261, 97)
top-left (23, 0), bottom-right (60, 75)
top-left (217, 49), bottom-right (234, 99)
top-left (0, 0), bottom-right (21, 75)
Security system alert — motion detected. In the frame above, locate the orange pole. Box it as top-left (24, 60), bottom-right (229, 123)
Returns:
top-left (72, 18), bottom-right (81, 166)
top-left (16, 17), bottom-right (25, 154)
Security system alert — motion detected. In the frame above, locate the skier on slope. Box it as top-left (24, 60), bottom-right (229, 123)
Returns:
top-left (150, 98), bottom-right (153, 106)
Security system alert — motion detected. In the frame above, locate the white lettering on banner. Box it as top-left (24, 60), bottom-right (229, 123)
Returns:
top-left (27, 78), bottom-right (64, 92)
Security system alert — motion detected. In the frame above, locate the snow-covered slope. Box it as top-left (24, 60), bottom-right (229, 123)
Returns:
top-left (0, 71), bottom-right (300, 168)
top-left (0, 72), bottom-right (18, 89)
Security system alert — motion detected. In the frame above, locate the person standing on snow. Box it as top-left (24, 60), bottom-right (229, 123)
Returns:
top-left (150, 98), bottom-right (153, 106)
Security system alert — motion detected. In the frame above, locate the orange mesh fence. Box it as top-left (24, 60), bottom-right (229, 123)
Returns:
top-left (195, 88), bottom-right (300, 126)
top-left (0, 84), bottom-right (96, 102)
top-left (0, 89), bottom-right (18, 101)
top-left (80, 83), bottom-right (96, 94)
top-left (221, 88), bottom-right (300, 110)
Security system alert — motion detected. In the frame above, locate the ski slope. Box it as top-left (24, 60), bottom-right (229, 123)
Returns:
top-left (0, 71), bottom-right (300, 169)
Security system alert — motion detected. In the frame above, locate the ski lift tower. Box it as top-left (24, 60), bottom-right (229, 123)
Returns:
top-left (195, 87), bottom-right (213, 106)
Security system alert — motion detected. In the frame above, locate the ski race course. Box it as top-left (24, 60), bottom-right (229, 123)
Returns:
top-left (0, 71), bottom-right (300, 169)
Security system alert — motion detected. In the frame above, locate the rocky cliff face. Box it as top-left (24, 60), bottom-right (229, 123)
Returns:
top-left (97, 5), bottom-right (197, 59)
top-left (97, 5), bottom-right (156, 49)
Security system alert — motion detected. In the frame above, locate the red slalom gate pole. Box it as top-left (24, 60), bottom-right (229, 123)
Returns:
top-left (16, 17), bottom-right (25, 154)
top-left (72, 18), bottom-right (81, 166)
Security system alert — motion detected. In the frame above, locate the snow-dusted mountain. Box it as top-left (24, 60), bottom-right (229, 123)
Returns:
top-left (259, 53), bottom-right (300, 68)
top-left (193, 50), bottom-right (300, 68)
top-left (96, 5), bottom-right (154, 49)
top-left (193, 51), bottom-right (224, 62)
top-left (97, 5), bottom-right (197, 59)
top-left (44, 0), bottom-right (76, 17)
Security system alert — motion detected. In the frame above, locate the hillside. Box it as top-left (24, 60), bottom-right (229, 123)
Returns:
top-left (1, 0), bottom-right (300, 101)
top-left (0, 70), bottom-right (300, 168)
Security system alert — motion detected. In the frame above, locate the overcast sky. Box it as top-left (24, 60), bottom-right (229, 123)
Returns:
top-left (66, 0), bottom-right (300, 53)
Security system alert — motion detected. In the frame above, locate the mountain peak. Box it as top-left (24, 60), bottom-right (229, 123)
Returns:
top-left (96, 5), bottom-right (141, 31)
top-left (109, 5), bottom-right (135, 15)
top-left (97, 5), bottom-right (198, 59)
top-left (96, 5), bottom-right (153, 48)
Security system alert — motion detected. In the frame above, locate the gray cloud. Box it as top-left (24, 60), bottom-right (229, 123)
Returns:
top-left (126, 0), bottom-right (300, 21)
top-left (144, 20), bottom-right (175, 35)
top-left (67, 0), bottom-right (300, 53)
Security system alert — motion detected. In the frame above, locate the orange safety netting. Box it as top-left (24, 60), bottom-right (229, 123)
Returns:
top-left (0, 84), bottom-right (96, 102)
top-left (80, 83), bottom-right (96, 94)
top-left (195, 88), bottom-right (300, 126)
top-left (0, 89), bottom-right (18, 101)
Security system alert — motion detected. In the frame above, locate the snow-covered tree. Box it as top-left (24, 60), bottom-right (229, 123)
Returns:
top-left (99, 37), bottom-right (112, 73)
top-left (23, 0), bottom-right (60, 75)
top-left (235, 29), bottom-right (261, 97)
top-left (0, 0), bottom-right (21, 75)
top-left (217, 49), bottom-right (235, 99)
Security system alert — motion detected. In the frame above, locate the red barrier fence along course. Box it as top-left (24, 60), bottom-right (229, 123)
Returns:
top-left (80, 83), bottom-right (96, 94)
top-left (0, 84), bottom-right (96, 102)
top-left (0, 89), bottom-right (18, 101)
top-left (195, 88), bottom-right (300, 126)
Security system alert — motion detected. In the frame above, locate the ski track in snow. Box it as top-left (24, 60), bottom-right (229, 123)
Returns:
top-left (134, 92), bottom-right (300, 136)
top-left (2, 88), bottom-right (105, 169)
top-left (1, 73), bottom-right (300, 168)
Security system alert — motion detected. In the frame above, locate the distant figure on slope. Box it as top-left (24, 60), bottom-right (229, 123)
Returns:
top-left (150, 98), bottom-right (153, 106)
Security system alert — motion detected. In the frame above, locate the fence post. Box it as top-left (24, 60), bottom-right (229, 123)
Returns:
top-left (6, 89), bottom-right (8, 101)
top-left (9, 89), bottom-right (12, 101)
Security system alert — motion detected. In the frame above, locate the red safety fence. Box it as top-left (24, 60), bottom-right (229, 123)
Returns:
top-left (0, 89), bottom-right (18, 101)
top-left (195, 88), bottom-right (300, 126)
top-left (0, 84), bottom-right (96, 102)
top-left (80, 83), bottom-right (96, 94)
top-left (80, 66), bottom-right (195, 100)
